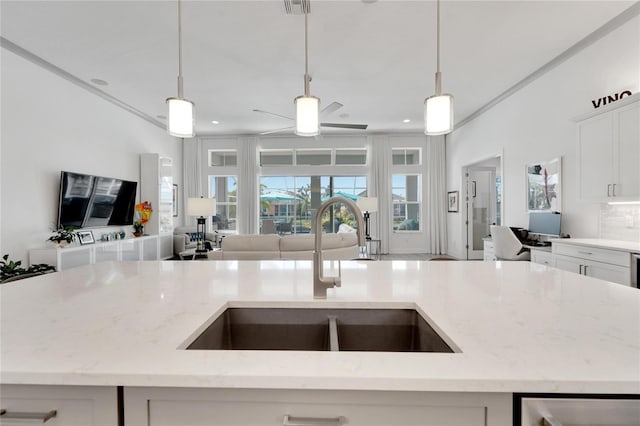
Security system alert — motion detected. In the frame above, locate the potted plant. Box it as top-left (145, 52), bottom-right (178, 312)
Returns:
top-left (1, 254), bottom-right (56, 283)
top-left (47, 226), bottom-right (77, 247)
top-left (132, 221), bottom-right (144, 237)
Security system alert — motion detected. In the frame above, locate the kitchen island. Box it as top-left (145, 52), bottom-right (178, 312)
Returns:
top-left (1, 260), bottom-right (638, 425)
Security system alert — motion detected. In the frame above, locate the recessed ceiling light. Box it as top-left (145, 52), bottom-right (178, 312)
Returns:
top-left (211, 120), bottom-right (220, 124)
top-left (90, 78), bottom-right (108, 86)
top-left (403, 119), bottom-right (411, 123)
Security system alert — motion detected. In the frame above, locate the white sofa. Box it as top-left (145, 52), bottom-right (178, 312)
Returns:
top-left (208, 233), bottom-right (359, 260)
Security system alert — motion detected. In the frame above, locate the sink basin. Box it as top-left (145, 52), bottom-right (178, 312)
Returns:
top-left (186, 307), bottom-right (454, 352)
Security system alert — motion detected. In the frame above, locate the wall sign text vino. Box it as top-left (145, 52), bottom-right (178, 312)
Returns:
top-left (592, 90), bottom-right (633, 109)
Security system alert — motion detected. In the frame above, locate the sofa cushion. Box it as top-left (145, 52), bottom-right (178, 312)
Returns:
top-left (280, 233), bottom-right (357, 252)
top-left (222, 234), bottom-right (281, 252)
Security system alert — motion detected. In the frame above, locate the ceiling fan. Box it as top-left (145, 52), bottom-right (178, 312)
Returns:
top-left (253, 101), bottom-right (368, 136)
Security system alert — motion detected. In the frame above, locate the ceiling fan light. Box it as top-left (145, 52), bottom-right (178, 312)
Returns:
top-left (294, 95), bottom-right (320, 136)
top-left (166, 97), bottom-right (195, 138)
top-left (424, 94), bottom-right (454, 136)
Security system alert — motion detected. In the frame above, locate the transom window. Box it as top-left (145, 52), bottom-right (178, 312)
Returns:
top-left (209, 150), bottom-right (237, 167)
top-left (259, 148), bottom-right (368, 167)
top-left (392, 148), bottom-right (421, 165)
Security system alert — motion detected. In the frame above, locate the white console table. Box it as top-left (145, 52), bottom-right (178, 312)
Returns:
top-left (29, 235), bottom-right (159, 271)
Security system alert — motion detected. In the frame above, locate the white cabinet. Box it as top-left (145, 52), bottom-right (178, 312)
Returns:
top-left (520, 396), bottom-right (640, 426)
top-left (125, 387), bottom-right (511, 426)
top-left (140, 154), bottom-right (174, 259)
top-left (30, 235), bottom-right (158, 271)
top-left (483, 239), bottom-right (496, 261)
top-left (0, 385), bottom-right (117, 426)
top-left (552, 242), bottom-right (631, 286)
top-left (530, 248), bottom-right (553, 266)
top-left (576, 94), bottom-right (640, 202)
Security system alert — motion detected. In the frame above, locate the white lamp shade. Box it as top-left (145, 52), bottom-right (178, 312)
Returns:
top-left (357, 196), bottom-right (378, 213)
top-left (424, 94), bottom-right (454, 135)
top-left (166, 97), bottom-right (195, 138)
top-left (294, 96), bottom-right (320, 136)
top-left (187, 197), bottom-right (216, 217)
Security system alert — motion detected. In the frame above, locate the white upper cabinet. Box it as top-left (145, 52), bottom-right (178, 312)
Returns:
top-left (576, 94), bottom-right (640, 202)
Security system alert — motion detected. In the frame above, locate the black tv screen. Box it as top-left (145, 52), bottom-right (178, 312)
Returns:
top-left (58, 171), bottom-right (137, 228)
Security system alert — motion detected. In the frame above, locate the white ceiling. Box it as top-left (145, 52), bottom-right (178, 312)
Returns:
top-left (1, 1), bottom-right (634, 136)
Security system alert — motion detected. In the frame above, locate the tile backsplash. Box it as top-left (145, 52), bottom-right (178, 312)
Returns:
top-left (600, 204), bottom-right (640, 242)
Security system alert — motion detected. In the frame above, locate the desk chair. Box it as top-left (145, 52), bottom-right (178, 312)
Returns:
top-left (490, 225), bottom-right (531, 261)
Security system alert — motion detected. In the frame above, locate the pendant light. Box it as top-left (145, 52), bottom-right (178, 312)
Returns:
top-left (294, 1), bottom-right (320, 137)
top-left (424, 0), bottom-right (453, 136)
top-left (166, 0), bottom-right (195, 138)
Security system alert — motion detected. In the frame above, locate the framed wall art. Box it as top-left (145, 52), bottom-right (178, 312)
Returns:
top-left (526, 157), bottom-right (562, 211)
top-left (448, 191), bottom-right (459, 213)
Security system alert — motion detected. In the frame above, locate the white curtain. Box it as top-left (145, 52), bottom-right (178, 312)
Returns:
top-left (426, 135), bottom-right (447, 254)
top-left (182, 138), bottom-right (203, 227)
top-left (238, 137), bottom-right (258, 234)
top-left (371, 136), bottom-right (391, 254)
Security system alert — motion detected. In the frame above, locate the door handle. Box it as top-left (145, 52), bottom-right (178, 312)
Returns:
top-left (0, 409), bottom-right (57, 423)
top-left (471, 181), bottom-right (477, 198)
top-left (612, 184), bottom-right (617, 197)
top-left (583, 265), bottom-right (588, 275)
top-left (579, 264), bottom-right (583, 275)
top-left (607, 184), bottom-right (612, 197)
top-left (284, 415), bottom-right (345, 425)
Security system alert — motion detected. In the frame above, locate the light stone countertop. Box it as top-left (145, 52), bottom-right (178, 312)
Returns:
top-left (1, 260), bottom-right (638, 394)
top-left (550, 238), bottom-right (640, 253)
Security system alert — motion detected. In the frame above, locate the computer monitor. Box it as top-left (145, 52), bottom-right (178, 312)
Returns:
top-left (528, 212), bottom-right (561, 237)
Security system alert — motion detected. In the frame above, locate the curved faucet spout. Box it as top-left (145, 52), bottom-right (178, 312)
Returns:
top-left (313, 196), bottom-right (366, 299)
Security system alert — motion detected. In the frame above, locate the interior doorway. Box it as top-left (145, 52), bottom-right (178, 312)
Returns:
top-left (463, 155), bottom-right (502, 260)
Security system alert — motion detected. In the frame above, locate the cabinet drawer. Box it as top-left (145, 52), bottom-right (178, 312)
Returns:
top-left (552, 244), bottom-right (630, 267)
top-left (0, 385), bottom-right (118, 426)
top-left (530, 250), bottom-right (553, 266)
top-left (125, 388), bottom-right (511, 426)
top-left (521, 397), bottom-right (640, 426)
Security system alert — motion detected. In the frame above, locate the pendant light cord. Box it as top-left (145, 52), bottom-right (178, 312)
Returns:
top-left (435, 0), bottom-right (442, 95)
top-left (304, 2), bottom-right (311, 97)
top-left (177, 0), bottom-right (184, 98)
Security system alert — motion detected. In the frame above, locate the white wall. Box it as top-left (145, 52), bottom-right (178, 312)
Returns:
top-left (446, 16), bottom-right (640, 259)
top-left (1, 51), bottom-right (182, 263)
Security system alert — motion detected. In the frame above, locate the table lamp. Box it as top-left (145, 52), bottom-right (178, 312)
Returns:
top-left (187, 197), bottom-right (216, 252)
top-left (356, 196), bottom-right (378, 240)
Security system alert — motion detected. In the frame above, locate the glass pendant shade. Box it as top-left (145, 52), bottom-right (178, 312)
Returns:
top-left (166, 97), bottom-right (195, 138)
top-left (294, 95), bottom-right (320, 136)
top-left (424, 94), bottom-right (454, 136)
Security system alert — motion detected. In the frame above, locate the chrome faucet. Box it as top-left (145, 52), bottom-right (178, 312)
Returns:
top-left (313, 196), bottom-right (366, 299)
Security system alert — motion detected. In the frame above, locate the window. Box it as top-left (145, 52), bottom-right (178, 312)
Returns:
top-left (259, 175), bottom-right (367, 235)
top-left (392, 174), bottom-right (420, 231)
top-left (295, 149), bottom-right (332, 166)
top-left (260, 150), bottom-right (293, 166)
top-left (335, 149), bottom-right (367, 165)
top-left (209, 150), bottom-right (237, 167)
top-left (392, 148), bottom-right (421, 165)
top-left (209, 176), bottom-right (237, 231)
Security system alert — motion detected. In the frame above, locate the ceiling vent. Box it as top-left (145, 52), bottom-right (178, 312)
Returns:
top-left (283, 0), bottom-right (311, 15)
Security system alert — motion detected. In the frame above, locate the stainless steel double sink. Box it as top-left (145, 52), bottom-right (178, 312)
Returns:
top-left (186, 307), bottom-right (454, 352)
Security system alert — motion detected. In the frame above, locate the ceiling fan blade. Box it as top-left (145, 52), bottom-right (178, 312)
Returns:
top-left (253, 109), bottom-right (294, 121)
top-left (320, 123), bottom-right (368, 130)
top-left (320, 101), bottom-right (343, 117)
top-left (260, 126), bottom-right (295, 136)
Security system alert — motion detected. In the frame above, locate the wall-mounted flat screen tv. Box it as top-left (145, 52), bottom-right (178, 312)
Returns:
top-left (58, 171), bottom-right (137, 228)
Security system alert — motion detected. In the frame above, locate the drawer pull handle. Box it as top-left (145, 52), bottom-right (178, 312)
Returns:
top-left (283, 415), bottom-right (345, 426)
top-left (579, 265), bottom-right (583, 274)
top-left (541, 415), bottom-right (564, 426)
top-left (0, 409), bottom-right (57, 423)
top-left (577, 251), bottom-right (593, 255)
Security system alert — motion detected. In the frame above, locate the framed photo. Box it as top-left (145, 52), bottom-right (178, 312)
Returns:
top-left (526, 157), bottom-right (562, 211)
top-left (173, 184), bottom-right (178, 217)
top-left (78, 230), bottom-right (95, 245)
top-left (448, 191), bottom-right (459, 213)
